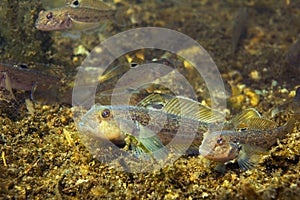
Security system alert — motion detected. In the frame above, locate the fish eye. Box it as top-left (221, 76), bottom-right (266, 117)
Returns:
top-left (71, 0), bottom-right (80, 7)
top-left (46, 12), bottom-right (53, 19)
top-left (130, 62), bottom-right (139, 68)
top-left (216, 137), bottom-right (223, 145)
top-left (101, 109), bottom-right (112, 119)
top-left (232, 138), bottom-right (238, 143)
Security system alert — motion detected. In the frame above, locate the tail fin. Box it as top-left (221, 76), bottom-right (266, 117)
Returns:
top-left (112, 6), bottom-right (128, 27)
top-left (293, 87), bottom-right (300, 120)
top-left (284, 118), bottom-right (296, 133)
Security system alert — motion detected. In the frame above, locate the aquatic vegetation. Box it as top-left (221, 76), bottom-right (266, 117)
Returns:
top-left (0, 1), bottom-right (52, 63)
top-left (1, 0), bottom-right (300, 199)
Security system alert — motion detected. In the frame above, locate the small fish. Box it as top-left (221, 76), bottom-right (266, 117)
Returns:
top-left (35, 0), bottom-right (120, 31)
top-left (0, 63), bottom-right (59, 91)
top-left (232, 7), bottom-right (248, 53)
top-left (0, 63), bottom-right (71, 104)
top-left (287, 38), bottom-right (300, 69)
top-left (199, 109), bottom-right (296, 172)
top-left (269, 87), bottom-right (300, 118)
top-left (96, 58), bottom-right (177, 97)
top-left (78, 104), bottom-right (169, 161)
top-left (78, 94), bottom-right (225, 161)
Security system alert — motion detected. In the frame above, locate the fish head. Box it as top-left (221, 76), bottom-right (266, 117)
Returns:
top-left (35, 8), bottom-right (72, 31)
top-left (78, 105), bottom-right (126, 146)
top-left (199, 131), bottom-right (241, 163)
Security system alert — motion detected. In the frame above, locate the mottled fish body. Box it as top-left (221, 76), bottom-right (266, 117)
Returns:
top-left (35, 0), bottom-right (116, 31)
top-left (199, 108), bottom-right (296, 171)
top-left (78, 94), bottom-right (225, 159)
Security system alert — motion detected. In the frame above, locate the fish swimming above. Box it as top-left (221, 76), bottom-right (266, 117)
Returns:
top-left (35, 0), bottom-right (123, 31)
top-left (232, 7), bottom-right (248, 53)
top-left (77, 93), bottom-right (225, 165)
top-left (287, 38), bottom-right (300, 69)
top-left (199, 108), bottom-right (296, 172)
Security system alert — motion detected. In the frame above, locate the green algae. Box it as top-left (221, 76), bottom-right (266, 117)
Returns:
top-left (0, 0), bottom-right (54, 64)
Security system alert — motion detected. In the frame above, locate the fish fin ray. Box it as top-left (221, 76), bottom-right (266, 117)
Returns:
top-left (214, 163), bottom-right (226, 173)
top-left (135, 124), bottom-right (169, 160)
top-left (137, 93), bottom-right (167, 108)
top-left (162, 96), bottom-right (224, 123)
top-left (237, 144), bottom-right (268, 170)
top-left (245, 117), bottom-right (278, 130)
top-left (226, 108), bottom-right (261, 129)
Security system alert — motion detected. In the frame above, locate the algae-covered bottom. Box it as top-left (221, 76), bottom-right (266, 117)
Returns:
top-left (0, 102), bottom-right (299, 199)
top-left (1, 0), bottom-right (300, 199)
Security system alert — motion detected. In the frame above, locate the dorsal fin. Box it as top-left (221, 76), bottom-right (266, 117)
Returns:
top-left (227, 108), bottom-right (262, 129)
top-left (242, 117), bottom-right (278, 130)
top-left (161, 96), bottom-right (224, 123)
top-left (137, 93), bottom-right (168, 108)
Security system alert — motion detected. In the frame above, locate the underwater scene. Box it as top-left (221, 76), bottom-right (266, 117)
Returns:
top-left (1, 0), bottom-right (300, 199)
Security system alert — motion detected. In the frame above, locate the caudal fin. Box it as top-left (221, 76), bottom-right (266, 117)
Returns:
top-left (293, 87), bottom-right (300, 120)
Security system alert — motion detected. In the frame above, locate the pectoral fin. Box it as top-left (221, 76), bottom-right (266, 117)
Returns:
top-left (127, 123), bottom-right (169, 161)
top-left (237, 144), bottom-right (268, 170)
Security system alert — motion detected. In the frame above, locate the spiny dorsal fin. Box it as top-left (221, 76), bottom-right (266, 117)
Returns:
top-left (137, 93), bottom-right (168, 108)
top-left (227, 108), bottom-right (262, 129)
top-left (244, 117), bottom-right (278, 130)
top-left (161, 96), bottom-right (224, 123)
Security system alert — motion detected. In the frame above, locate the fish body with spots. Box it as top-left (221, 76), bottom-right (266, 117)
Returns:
top-left (78, 94), bottom-right (225, 160)
top-left (199, 108), bottom-right (296, 171)
top-left (35, 0), bottom-right (118, 31)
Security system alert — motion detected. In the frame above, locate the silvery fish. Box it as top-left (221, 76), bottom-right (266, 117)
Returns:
top-left (35, 0), bottom-right (121, 31)
top-left (199, 108), bottom-right (296, 172)
top-left (78, 94), bottom-right (225, 161)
